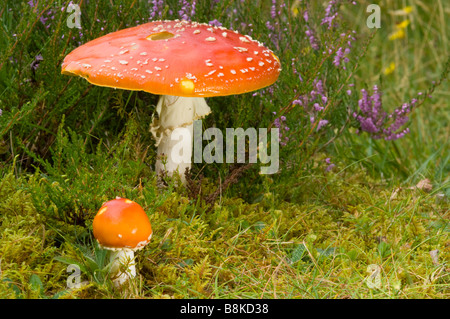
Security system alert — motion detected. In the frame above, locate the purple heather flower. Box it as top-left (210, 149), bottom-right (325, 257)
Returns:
top-left (321, 0), bottom-right (339, 29)
top-left (178, 0), bottom-right (196, 21)
top-left (40, 16), bottom-right (48, 25)
top-left (271, 0), bottom-right (277, 19)
top-left (209, 19), bottom-right (222, 27)
top-left (314, 103), bottom-right (324, 112)
top-left (303, 11), bottom-right (309, 22)
top-left (305, 26), bottom-right (319, 50)
top-left (273, 113), bottom-right (290, 147)
top-left (324, 158), bottom-right (335, 172)
top-left (31, 54), bottom-right (43, 71)
top-left (150, 0), bottom-right (164, 20)
top-left (353, 85), bottom-right (416, 140)
top-left (317, 119), bottom-right (329, 131)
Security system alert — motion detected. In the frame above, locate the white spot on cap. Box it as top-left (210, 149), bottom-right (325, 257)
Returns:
top-left (185, 73), bottom-right (197, 80)
top-left (247, 57), bottom-right (253, 62)
top-left (145, 70), bottom-right (153, 74)
top-left (217, 73), bottom-right (224, 77)
top-left (119, 49), bottom-right (129, 55)
top-left (234, 47), bottom-right (248, 52)
top-left (119, 60), bottom-right (128, 65)
top-left (104, 59), bottom-right (112, 63)
top-left (259, 61), bottom-right (265, 67)
top-left (193, 29), bottom-right (201, 34)
top-left (205, 37), bottom-right (216, 42)
top-left (222, 32), bottom-right (227, 37)
top-left (154, 66), bottom-right (162, 71)
top-left (230, 69), bottom-right (236, 74)
top-left (239, 36), bottom-right (250, 43)
top-left (207, 70), bottom-right (216, 76)
top-left (140, 52), bottom-right (148, 56)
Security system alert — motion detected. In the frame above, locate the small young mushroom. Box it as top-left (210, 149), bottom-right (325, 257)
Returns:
top-left (92, 197), bottom-right (152, 286)
top-left (62, 20), bottom-right (281, 183)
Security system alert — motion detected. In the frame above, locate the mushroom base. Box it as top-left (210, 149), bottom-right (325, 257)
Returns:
top-left (150, 95), bottom-right (211, 184)
top-left (109, 249), bottom-right (136, 287)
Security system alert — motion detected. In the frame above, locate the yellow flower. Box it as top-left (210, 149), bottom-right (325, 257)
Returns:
top-left (403, 6), bottom-right (413, 14)
top-left (388, 19), bottom-right (409, 41)
top-left (384, 62), bottom-right (395, 75)
top-left (390, 6), bottom-right (414, 16)
top-left (389, 29), bottom-right (405, 40)
top-left (291, 0), bottom-right (301, 17)
top-left (396, 19), bottom-right (410, 29)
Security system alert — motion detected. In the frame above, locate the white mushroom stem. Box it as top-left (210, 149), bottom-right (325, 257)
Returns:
top-left (109, 249), bottom-right (136, 287)
top-left (150, 95), bottom-right (211, 183)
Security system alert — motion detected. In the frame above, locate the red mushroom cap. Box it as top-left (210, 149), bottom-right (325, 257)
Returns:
top-left (61, 20), bottom-right (281, 97)
top-left (92, 198), bottom-right (152, 251)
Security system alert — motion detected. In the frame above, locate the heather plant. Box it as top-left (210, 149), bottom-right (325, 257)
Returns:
top-left (0, 0), bottom-right (448, 300)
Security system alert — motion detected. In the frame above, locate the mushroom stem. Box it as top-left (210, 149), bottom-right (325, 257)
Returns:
top-left (151, 95), bottom-right (211, 183)
top-left (109, 249), bottom-right (136, 287)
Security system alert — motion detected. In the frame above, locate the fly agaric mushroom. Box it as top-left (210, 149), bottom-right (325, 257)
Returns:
top-left (92, 197), bottom-right (152, 286)
top-left (61, 20), bottom-right (281, 183)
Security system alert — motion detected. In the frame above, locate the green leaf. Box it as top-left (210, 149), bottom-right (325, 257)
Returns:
top-left (29, 274), bottom-right (44, 295)
top-left (290, 244), bottom-right (307, 264)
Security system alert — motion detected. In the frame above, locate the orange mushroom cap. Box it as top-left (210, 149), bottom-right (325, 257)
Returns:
top-left (93, 198), bottom-right (152, 251)
top-left (61, 20), bottom-right (281, 97)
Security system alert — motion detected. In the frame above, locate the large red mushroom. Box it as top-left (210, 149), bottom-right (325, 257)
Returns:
top-left (62, 20), bottom-right (281, 183)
